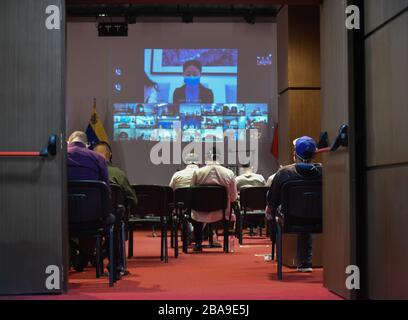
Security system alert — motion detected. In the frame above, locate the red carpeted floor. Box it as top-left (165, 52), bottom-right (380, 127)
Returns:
top-left (11, 231), bottom-right (341, 300)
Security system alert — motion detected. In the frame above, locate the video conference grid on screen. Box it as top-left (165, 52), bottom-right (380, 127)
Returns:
top-left (112, 48), bottom-right (272, 141)
top-left (113, 103), bottom-right (268, 142)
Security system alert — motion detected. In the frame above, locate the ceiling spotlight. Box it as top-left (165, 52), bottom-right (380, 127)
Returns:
top-left (98, 23), bottom-right (128, 37)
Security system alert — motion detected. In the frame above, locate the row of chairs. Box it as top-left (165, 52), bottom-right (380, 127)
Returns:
top-left (129, 180), bottom-right (323, 279)
top-left (68, 179), bottom-right (323, 285)
top-left (68, 182), bottom-right (234, 286)
top-left (126, 184), bottom-right (234, 262)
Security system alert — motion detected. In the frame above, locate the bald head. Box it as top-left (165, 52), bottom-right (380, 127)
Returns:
top-left (68, 131), bottom-right (88, 146)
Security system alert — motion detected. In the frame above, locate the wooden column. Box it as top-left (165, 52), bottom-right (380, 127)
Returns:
top-left (277, 5), bottom-right (321, 165)
top-left (276, 5), bottom-right (323, 268)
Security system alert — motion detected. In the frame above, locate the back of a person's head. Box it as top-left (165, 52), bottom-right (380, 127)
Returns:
top-left (68, 131), bottom-right (88, 146)
top-left (184, 152), bottom-right (199, 165)
top-left (239, 162), bottom-right (253, 175)
top-left (293, 136), bottom-right (317, 163)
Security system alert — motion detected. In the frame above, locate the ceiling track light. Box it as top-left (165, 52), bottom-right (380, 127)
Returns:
top-left (97, 22), bottom-right (128, 37)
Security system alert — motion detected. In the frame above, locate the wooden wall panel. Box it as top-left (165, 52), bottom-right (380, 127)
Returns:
top-left (289, 90), bottom-right (321, 145)
top-left (365, 0), bottom-right (408, 34)
top-left (320, 0), bottom-right (352, 299)
top-left (367, 167), bottom-right (408, 299)
top-left (277, 4), bottom-right (321, 166)
top-left (287, 6), bottom-right (321, 88)
top-left (278, 90), bottom-right (321, 166)
top-left (0, 0), bottom-right (67, 295)
top-left (365, 12), bottom-right (408, 167)
top-left (364, 1), bottom-right (408, 300)
top-left (277, 5), bottom-right (321, 92)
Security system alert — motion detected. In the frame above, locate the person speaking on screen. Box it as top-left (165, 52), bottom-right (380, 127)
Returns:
top-left (173, 60), bottom-right (214, 103)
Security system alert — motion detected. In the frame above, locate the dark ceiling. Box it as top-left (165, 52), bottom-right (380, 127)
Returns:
top-left (66, 3), bottom-right (282, 20)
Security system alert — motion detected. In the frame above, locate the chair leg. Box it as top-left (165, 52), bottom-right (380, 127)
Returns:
top-left (128, 229), bottom-right (134, 258)
top-left (271, 228), bottom-right (276, 261)
top-left (170, 221), bottom-right (174, 248)
top-left (266, 220), bottom-right (270, 238)
top-left (277, 224), bottom-right (283, 280)
top-left (182, 215), bottom-right (188, 254)
top-left (121, 222), bottom-right (127, 272)
top-left (174, 217), bottom-right (179, 258)
top-left (95, 235), bottom-right (101, 279)
top-left (164, 220), bottom-right (169, 263)
top-left (271, 237), bottom-right (276, 261)
top-left (239, 214), bottom-right (244, 245)
top-left (109, 226), bottom-right (115, 287)
top-left (223, 220), bottom-right (229, 253)
top-left (271, 220), bottom-right (276, 260)
top-left (160, 222), bottom-right (164, 261)
top-left (208, 224), bottom-right (214, 246)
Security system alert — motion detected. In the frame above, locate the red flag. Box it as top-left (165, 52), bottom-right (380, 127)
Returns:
top-left (271, 124), bottom-right (279, 159)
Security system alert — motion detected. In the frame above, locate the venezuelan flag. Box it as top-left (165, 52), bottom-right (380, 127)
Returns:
top-left (85, 98), bottom-right (109, 147)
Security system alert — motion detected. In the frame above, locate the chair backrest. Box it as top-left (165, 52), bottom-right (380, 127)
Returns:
top-left (110, 183), bottom-right (127, 217)
top-left (110, 183), bottom-right (125, 207)
top-left (190, 185), bottom-right (228, 212)
top-left (68, 180), bottom-right (110, 225)
top-left (240, 186), bottom-right (269, 211)
top-left (163, 186), bottom-right (174, 205)
top-left (132, 185), bottom-right (172, 217)
top-left (280, 180), bottom-right (322, 231)
top-left (174, 187), bottom-right (191, 209)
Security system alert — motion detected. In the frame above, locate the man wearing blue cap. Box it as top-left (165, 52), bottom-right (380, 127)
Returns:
top-left (266, 136), bottom-right (322, 272)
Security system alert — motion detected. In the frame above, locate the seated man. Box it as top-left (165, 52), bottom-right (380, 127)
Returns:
top-left (67, 131), bottom-right (111, 270)
top-left (235, 162), bottom-right (266, 191)
top-left (93, 141), bottom-right (138, 210)
top-left (93, 141), bottom-right (137, 276)
top-left (67, 131), bottom-right (109, 187)
top-left (190, 149), bottom-right (238, 251)
top-left (169, 153), bottom-right (200, 190)
top-left (169, 153), bottom-right (200, 243)
top-left (266, 136), bottom-right (322, 272)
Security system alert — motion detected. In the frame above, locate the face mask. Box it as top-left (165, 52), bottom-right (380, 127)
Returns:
top-left (184, 76), bottom-right (201, 86)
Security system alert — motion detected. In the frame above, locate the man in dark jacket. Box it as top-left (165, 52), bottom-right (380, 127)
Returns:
top-left (93, 141), bottom-right (138, 211)
top-left (266, 136), bottom-right (322, 273)
top-left (173, 59), bottom-right (214, 103)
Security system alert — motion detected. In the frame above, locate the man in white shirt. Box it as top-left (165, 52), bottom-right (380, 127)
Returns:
top-left (169, 153), bottom-right (200, 245)
top-left (169, 153), bottom-right (200, 190)
top-left (190, 149), bottom-right (238, 251)
top-left (235, 163), bottom-right (266, 191)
